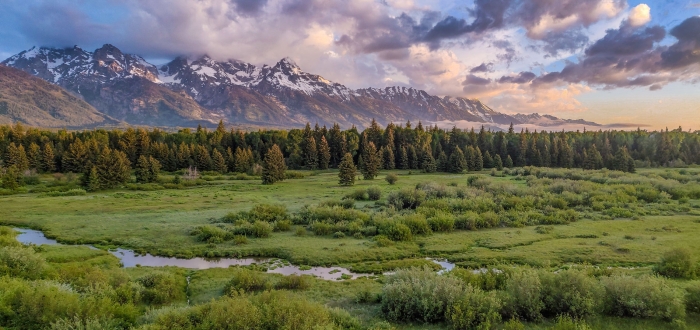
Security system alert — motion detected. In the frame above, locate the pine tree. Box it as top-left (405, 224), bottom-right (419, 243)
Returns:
top-left (226, 148), bottom-right (235, 172)
top-left (27, 143), bottom-right (41, 170)
top-left (233, 147), bottom-right (248, 173)
top-left (613, 147), bottom-right (634, 172)
top-left (494, 154), bottom-right (504, 170)
top-left (94, 148), bottom-right (131, 189)
top-left (338, 153), bottom-right (357, 186)
top-left (5, 143), bottom-right (28, 172)
top-left (449, 148), bottom-right (467, 173)
top-left (559, 141), bottom-right (574, 169)
top-left (483, 151), bottom-right (494, 169)
top-left (505, 155), bottom-right (514, 168)
top-left (165, 147), bottom-right (178, 172)
top-left (436, 151), bottom-right (448, 172)
top-left (136, 155), bottom-right (161, 183)
top-left (86, 166), bottom-right (101, 192)
top-left (362, 142), bottom-right (381, 180)
top-left (62, 140), bottom-right (88, 173)
top-left (112, 150), bottom-right (133, 187)
top-left (1, 166), bottom-right (22, 190)
top-left (421, 149), bottom-right (437, 173)
top-left (176, 142), bottom-right (191, 169)
top-left (304, 136), bottom-right (318, 170)
top-left (318, 136), bottom-right (331, 170)
top-left (211, 149), bottom-right (227, 173)
top-left (41, 143), bottom-right (56, 173)
top-left (328, 123), bottom-right (346, 167)
top-left (627, 155), bottom-right (636, 173)
top-left (465, 146), bottom-right (475, 171)
top-left (383, 146), bottom-right (395, 170)
top-left (407, 145), bottom-right (419, 169)
top-left (262, 144), bottom-right (286, 185)
top-left (474, 146), bottom-right (484, 171)
top-left (398, 146), bottom-right (409, 169)
top-left (193, 145), bottom-right (211, 171)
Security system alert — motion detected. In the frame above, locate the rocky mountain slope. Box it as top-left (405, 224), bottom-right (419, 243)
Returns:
top-left (0, 65), bottom-right (118, 127)
top-left (2, 44), bottom-right (601, 129)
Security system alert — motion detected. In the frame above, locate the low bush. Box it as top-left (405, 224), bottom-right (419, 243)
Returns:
top-left (379, 222), bottom-right (412, 242)
top-left (448, 268), bottom-right (507, 291)
top-left (381, 267), bottom-right (464, 323)
top-left (539, 268), bottom-right (603, 318)
top-left (502, 269), bottom-right (544, 321)
top-left (224, 269), bottom-right (271, 294)
top-left (447, 285), bottom-right (502, 330)
top-left (274, 220), bottom-right (292, 232)
top-left (685, 281), bottom-right (700, 314)
top-left (601, 275), bottom-right (685, 324)
top-left (311, 222), bottom-right (334, 236)
top-left (655, 248), bottom-right (697, 279)
top-left (191, 225), bottom-right (229, 243)
top-left (346, 189), bottom-right (370, 201)
top-left (387, 188), bottom-right (425, 210)
top-left (385, 173), bottom-right (398, 185)
top-left (367, 186), bottom-right (382, 200)
top-left (427, 213), bottom-right (455, 232)
top-left (275, 274), bottom-right (311, 290)
top-left (251, 221), bottom-right (273, 238)
top-left (138, 272), bottom-right (186, 305)
top-left (398, 214), bottom-right (431, 236)
top-left (0, 246), bottom-right (48, 279)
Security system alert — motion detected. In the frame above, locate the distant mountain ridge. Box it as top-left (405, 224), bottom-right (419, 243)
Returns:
top-left (0, 65), bottom-right (117, 127)
top-left (2, 44), bottom-right (601, 129)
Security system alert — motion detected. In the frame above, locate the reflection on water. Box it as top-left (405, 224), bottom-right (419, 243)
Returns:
top-left (13, 228), bottom-right (376, 280)
top-left (111, 248), bottom-right (269, 269)
top-left (15, 228), bottom-right (60, 245)
top-left (430, 258), bottom-right (456, 274)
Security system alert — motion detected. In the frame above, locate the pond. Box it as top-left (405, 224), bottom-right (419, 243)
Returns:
top-left (14, 228), bottom-right (455, 280)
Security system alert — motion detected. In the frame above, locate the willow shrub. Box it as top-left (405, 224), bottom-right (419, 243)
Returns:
top-left (502, 269), bottom-right (544, 321)
top-left (224, 268), bottom-right (271, 294)
top-left (381, 267), bottom-right (463, 323)
top-left (654, 248), bottom-right (697, 279)
top-left (539, 269), bottom-right (603, 319)
top-left (447, 285), bottom-right (501, 330)
top-left (0, 245), bottom-right (48, 280)
top-left (685, 281), bottom-right (700, 314)
top-left (601, 275), bottom-right (685, 325)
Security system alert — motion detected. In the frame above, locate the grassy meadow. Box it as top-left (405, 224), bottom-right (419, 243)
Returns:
top-left (1, 166), bottom-right (700, 329)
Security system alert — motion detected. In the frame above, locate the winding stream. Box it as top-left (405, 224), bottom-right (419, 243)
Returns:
top-left (14, 228), bottom-right (456, 280)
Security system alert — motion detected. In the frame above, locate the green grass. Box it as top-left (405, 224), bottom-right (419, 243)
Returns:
top-left (2, 169), bottom-right (699, 268)
top-left (3, 168), bottom-right (700, 329)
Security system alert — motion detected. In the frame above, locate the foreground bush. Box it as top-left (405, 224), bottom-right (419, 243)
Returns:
top-left (601, 275), bottom-right (685, 324)
top-left (387, 188), bottom-right (425, 210)
top-left (685, 281), bottom-right (700, 314)
top-left (381, 267), bottom-right (463, 323)
top-left (0, 246), bottom-right (48, 279)
top-left (655, 248), bottom-right (697, 279)
top-left (539, 268), bottom-right (603, 318)
top-left (502, 269), bottom-right (544, 321)
top-left (224, 268), bottom-right (271, 294)
top-left (275, 274), bottom-right (311, 290)
top-left (138, 272), bottom-right (186, 305)
top-left (447, 285), bottom-right (501, 330)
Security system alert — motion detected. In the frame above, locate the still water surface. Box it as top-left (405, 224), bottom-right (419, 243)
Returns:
top-left (14, 228), bottom-right (455, 280)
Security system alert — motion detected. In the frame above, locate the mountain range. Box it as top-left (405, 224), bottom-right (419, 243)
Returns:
top-left (1, 44), bottom-right (601, 129)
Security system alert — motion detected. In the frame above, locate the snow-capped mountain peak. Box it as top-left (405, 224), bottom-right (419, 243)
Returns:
top-left (2, 44), bottom-right (602, 129)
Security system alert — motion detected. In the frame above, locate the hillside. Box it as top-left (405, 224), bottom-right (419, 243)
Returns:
top-left (2, 45), bottom-right (602, 129)
top-left (0, 65), bottom-right (118, 128)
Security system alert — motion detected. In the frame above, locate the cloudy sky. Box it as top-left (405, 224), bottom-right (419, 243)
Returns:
top-left (1, 0), bottom-right (699, 128)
